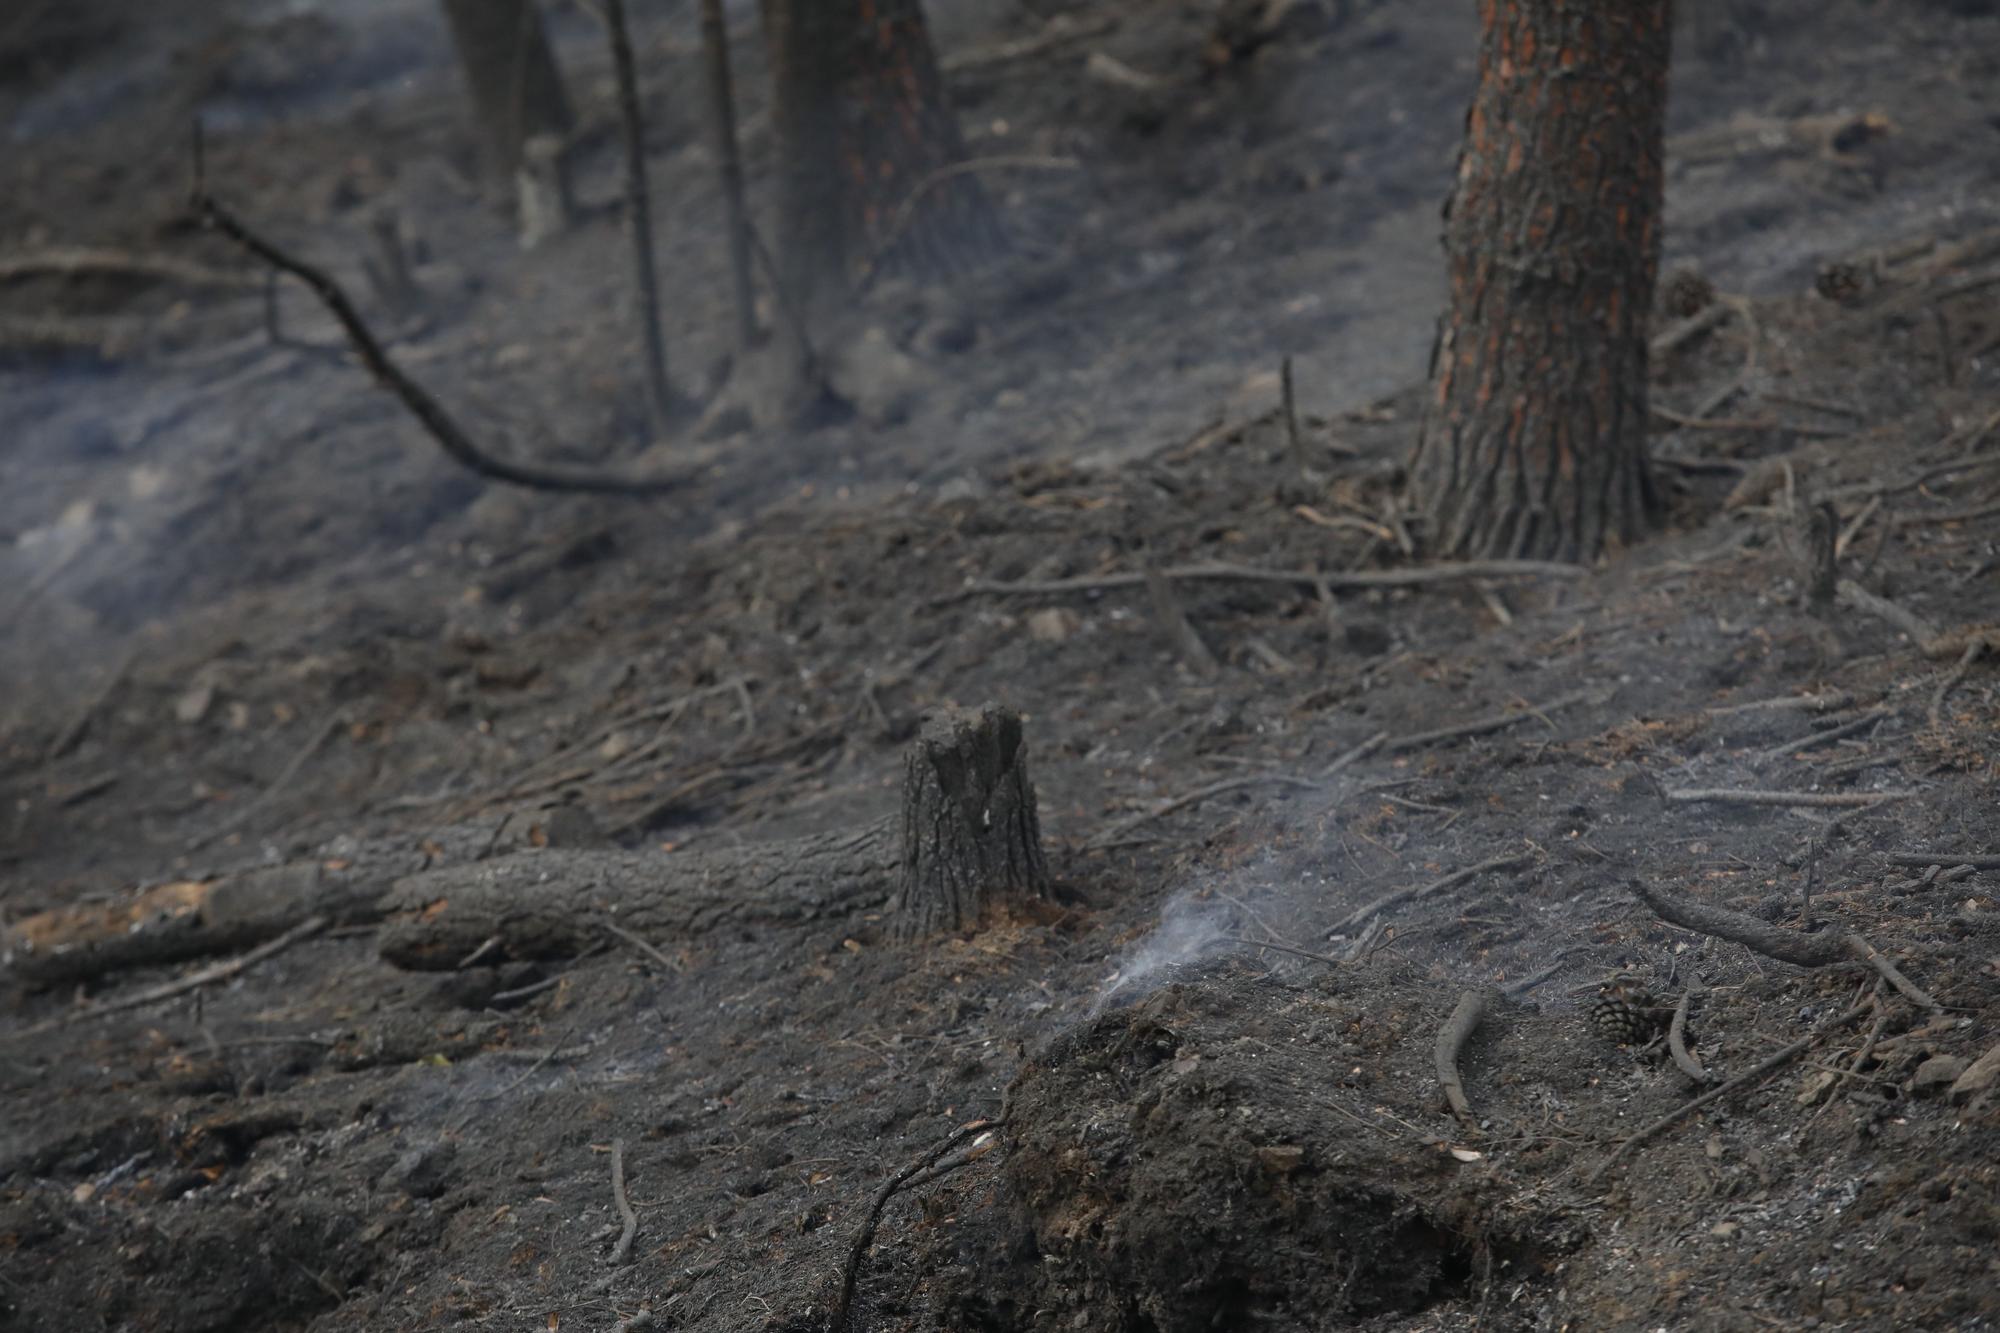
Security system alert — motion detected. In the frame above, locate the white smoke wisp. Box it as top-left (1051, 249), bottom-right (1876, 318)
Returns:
top-left (1088, 891), bottom-right (1234, 1018)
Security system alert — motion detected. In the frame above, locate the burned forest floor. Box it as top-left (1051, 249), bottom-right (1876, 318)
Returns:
top-left (5, 1), bottom-right (2000, 1330)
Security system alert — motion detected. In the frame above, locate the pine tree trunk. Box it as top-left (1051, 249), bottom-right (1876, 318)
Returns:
top-left (1408, 0), bottom-right (1671, 563)
top-left (762, 0), bottom-right (1002, 327)
top-left (440, 0), bottom-right (575, 183)
top-left (895, 705), bottom-right (1051, 940)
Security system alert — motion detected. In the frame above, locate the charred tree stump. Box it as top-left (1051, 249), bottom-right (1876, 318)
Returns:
top-left (894, 705), bottom-right (1051, 939)
top-left (1408, 0), bottom-right (1671, 563)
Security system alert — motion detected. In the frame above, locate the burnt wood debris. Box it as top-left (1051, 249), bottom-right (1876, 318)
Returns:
top-left (6, 2), bottom-right (2000, 1329)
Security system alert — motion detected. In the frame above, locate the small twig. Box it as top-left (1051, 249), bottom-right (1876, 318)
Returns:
top-left (1842, 937), bottom-right (1943, 1013)
top-left (1585, 998), bottom-right (1873, 1188)
top-left (1759, 390), bottom-right (1862, 419)
top-left (1293, 506), bottom-right (1394, 540)
top-left (1809, 999), bottom-right (1886, 1121)
top-left (489, 974), bottom-right (564, 1006)
top-left (1661, 787), bottom-right (1917, 809)
top-left (831, 1120), bottom-right (998, 1333)
top-left (1666, 988), bottom-right (1710, 1083)
top-left (1317, 729), bottom-right (1388, 780)
top-left (1649, 300), bottom-right (1732, 357)
top-left (611, 1302), bottom-right (655, 1333)
top-left (1435, 991), bottom-right (1493, 1130)
top-left (1836, 579), bottom-right (1939, 645)
top-left (1498, 948), bottom-right (1582, 999)
top-left (1707, 690), bottom-right (1853, 717)
top-left (11, 916), bottom-right (328, 1038)
top-left (1086, 773), bottom-right (1323, 849)
top-left (604, 921), bottom-right (677, 972)
top-left (1145, 568), bottom-right (1220, 679)
top-left (1690, 295), bottom-right (1759, 420)
top-left (1381, 689), bottom-right (1591, 754)
top-left (1882, 851), bottom-right (2000, 870)
top-left (1833, 495), bottom-right (1881, 560)
top-left (1758, 707), bottom-right (1888, 761)
top-left (728, 675), bottom-right (757, 740)
top-left (608, 1137), bottom-right (639, 1265)
top-left (0, 247), bottom-right (261, 290)
top-left (1892, 499), bottom-right (2000, 529)
top-left (1928, 639), bottom-right (1985, 732)
top-left (45, 646), bottom-right (134, 762)
top-left (943, 558), bottom-right (1585, 604)
top-left (1328, 852), bottom-right (1530, 938)
top-left (457, 935), bottom-right (503, 970)
top-left (182, 710), bottom-right (345, 852)
top-left (1280, 355), bottom-right (1314, 490)
top-left (1210, 933), bottom-right (1347, 970)
top-left (482, 1022), bottom-right (579, 1103)
top-left (862, 155), bottom-right (1078, 281)
top-left (1649, 405), bottom-right (1844, 438)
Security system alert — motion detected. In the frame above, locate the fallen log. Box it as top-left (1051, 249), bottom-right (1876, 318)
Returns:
top-left (3, 861), bottom-right (379, 986)
top-left (377, 821), bottom-right (899, 969)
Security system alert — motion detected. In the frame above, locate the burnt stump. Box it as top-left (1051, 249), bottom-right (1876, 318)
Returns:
top-left (894, 703), bottom-right (1051, 939)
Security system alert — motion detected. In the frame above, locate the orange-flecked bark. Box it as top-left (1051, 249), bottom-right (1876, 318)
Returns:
top-left (763, 0), bottom-right (1000, 325)
top-left (1409, 0), bottom-right (1671, 563)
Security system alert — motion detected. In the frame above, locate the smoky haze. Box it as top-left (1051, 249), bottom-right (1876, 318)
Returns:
top-left (0, 0), bottom-right (1983, 733)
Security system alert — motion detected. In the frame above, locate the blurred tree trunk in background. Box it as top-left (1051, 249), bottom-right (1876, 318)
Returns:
top-left (761, 0), bottom-right (1002, 328)
top-left (1408, 0), bottom-right (1671, 563)
top-left (700, 0), bottom-right (758, 351)
top-left (440, 0), bottom-right (574, 183)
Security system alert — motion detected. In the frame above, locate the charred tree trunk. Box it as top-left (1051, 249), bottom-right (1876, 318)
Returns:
top-left (701, 0), bottom-right (758, 351)
top-left (440, 0), bottom-right (575, 184)
top-left (601, 0), bottom-right (674, 435)
top-left (761, 0), bottom-right (1002, 327)
top-left (1408, 0), bottom-right (1671, 563)
top-left (895, 705), bottom-right (1051, 939)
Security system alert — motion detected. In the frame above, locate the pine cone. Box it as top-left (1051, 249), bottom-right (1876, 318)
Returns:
top-left (1661, 267), bottom-right (1715, 320)
top-left (1591, 975), bottom-right (1669, 1046)
top-left (1814, 259), bottom-right (1875, 305)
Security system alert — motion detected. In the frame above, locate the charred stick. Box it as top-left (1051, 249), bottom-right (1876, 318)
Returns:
top-left (1707, 690), bottom-right (1854, 717)
top-left (189, 185), bottom-right (689, 495)
top-left (1086, 773), bottom-right (1323, 849)
top-left (603, 921), bottom-right (677, 972)
top-left (1328, 852), bottom-right (1530, 938)
top-left (1435, 990), bottom-right (1493, 1129)
top-left (1883, 851), bottom-right (2000, 870)
top-left (1928, 639), bottom-right (1985, 732)
top-left (1499, 947), bottom-right (1582, 999)
top-left (187, 710), bottom-right (344, 851)
top-left (1318, 729), bottom-right (1389, 780)
top-left (1586, 998), bottom-right (1873, 1188)
top-left (831, 1119), bottom-right (998, 1333)
top-left (608, 1137), bottom-right (639, 1265)
top-left (946, 558), bottom-right (1585, 604)
top-left (1758, 707), bottom-right (1888, 761)
top-left (11, 915), bottom-right (328, 1039)
top-left (1381, 689), bottom-right (1591, 754)
top-left (1211, 933), bottom-right (1348, 969)
top-left (1661, 787), bottom-right (1917, 809)
top-left (1666, 988), bottom-right (1710, 1083)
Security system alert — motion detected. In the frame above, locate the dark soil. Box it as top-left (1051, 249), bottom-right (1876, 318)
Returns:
top-left (5, 2), bottom-right (2000, 1330)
